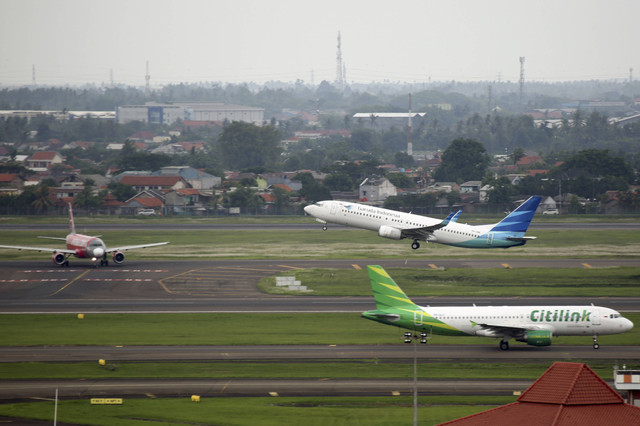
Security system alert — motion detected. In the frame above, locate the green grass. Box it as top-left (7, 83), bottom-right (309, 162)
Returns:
top-left (0, 360), bottom-right (629, 381)
top-left (260, 267), bottom-right (640, 297)
top-left (0, 313), bottom-right (638, 347)
top-left (0, 396), bottom-right (518, 426)
top-left (1, 228), bottom-right (640, 259)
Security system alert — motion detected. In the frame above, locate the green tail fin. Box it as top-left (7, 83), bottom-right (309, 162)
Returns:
top-left (367, 265), bottom-right (417, 310)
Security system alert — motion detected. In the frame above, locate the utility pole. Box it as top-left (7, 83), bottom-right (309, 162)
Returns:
top-left (519, 56), bottom-right (525, 106)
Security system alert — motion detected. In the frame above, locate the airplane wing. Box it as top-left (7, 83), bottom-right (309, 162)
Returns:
top-left (105, 242), bottom-right (169, 253)
top-left (400, 211), bottom-right (456, 241)
top-left (0, 244), bottom-right (76, 254)
top-left (472, 321), bottom-right (553, 339)
top-left (37, 236), bottom-right (67, 241)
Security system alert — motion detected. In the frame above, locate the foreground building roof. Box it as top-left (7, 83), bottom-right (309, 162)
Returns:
top-left (438, 362), bottom-right (640, 426)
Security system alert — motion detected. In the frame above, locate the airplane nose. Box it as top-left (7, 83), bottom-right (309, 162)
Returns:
top-left (624, 318), bottom-right (634, 332)
top-left (93, 248), bottom-right (105, 258)
top-left (304, 205), bottom-right (313, 215)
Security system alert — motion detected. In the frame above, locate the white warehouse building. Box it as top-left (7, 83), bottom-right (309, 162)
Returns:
top-left (117, 102), bottom-right (264, 125)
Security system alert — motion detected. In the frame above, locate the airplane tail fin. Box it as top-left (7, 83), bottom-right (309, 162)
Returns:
top-left (68, 203), bottom-right (76, 235)
top-left (367, 265), bottom-right (417, 310)
top-left (490, 196), bottom-right (541, 234)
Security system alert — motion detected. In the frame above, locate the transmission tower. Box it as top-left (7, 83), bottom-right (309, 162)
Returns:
top-left (335, 32), bottom-right (345, 91)
top-left (32, 65), bottom-right (36, 86)
top-left (519, 57), bottom-right (525, 106)
top-left (145, 61), bottom-right (151, 93)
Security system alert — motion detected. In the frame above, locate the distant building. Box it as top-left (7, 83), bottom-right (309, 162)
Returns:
top-left (359, 177), bottom-right (397, 203)
top-left (116, 102), bottom-right (264, 126)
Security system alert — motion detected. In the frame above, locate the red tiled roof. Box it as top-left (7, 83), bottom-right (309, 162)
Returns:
top-left (176, 188), bottom-right (200, 196)
top-left (520, 362), bottom-right (622, 405)
top-left (133, 197), bottom-right (163, 208)
top-left (438, 362), bottom-right (640, 426)
top-left (0, 173), bottom-right (19, 182)
top-left (29, 151), bottom-right (59, 161)
top-left (272, 184), bottom-right (292, 192)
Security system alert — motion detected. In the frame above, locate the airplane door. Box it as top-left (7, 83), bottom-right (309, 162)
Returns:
top-left (592, 310), bottom-right (601, 326)
top-left (487, 233), bottom-right (494, 246)
top-left (414, 310), bottom-right (424, 327)
top-left (330, 203), bottom-right (338, 216)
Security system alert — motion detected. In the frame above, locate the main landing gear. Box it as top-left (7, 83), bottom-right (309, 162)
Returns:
top-left (411, 240), bottom-right (420, 250)
top-left (593, 335), bottom-right (600, 349)
top-left (500, 340), bottom-right (510, 351)
top-left (403, 332), bottom-right (429, 344)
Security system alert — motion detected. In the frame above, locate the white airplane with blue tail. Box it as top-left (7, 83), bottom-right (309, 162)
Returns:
top-left (304, 196), bottom-right (541, 249)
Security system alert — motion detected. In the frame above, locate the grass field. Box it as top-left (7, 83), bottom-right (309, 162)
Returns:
top-left (0, 313), bottom-right (638, 347)
top-left (259, 266), bottom-right (640, 296)
top-left (1, 228), bottom-right (640, 259)
top-left (0, 395), bottom-right (519, 426)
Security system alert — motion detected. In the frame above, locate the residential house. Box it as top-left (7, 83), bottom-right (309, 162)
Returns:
top-left (155, 166), bottom-right (221, 190)
top-left (121, 190), bottom-right (165, 215)
top-left (359, 177), bottom-right (397, 203)
top-left (26, 151), bottom-right (64, 172)
top-left (460, 181), bottom-right (482, 193)
top-left (164, 188), bottom-right (212, 215)
top-left (0, 173), bottom-right (25, 195)
top-left (119, 175), bottom-right (189, 192)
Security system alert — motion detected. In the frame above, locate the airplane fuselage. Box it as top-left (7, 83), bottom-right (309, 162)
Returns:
top-left (379, 304), bottom-right (633, 338)
top-left (65, 234), bottom-right (106, 259)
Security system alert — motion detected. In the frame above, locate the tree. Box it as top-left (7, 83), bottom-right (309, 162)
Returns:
top-left (323, 173), bottom-right (354, 191)
top-left (433, 138), bottom-right (490, 183)
top-left (30, 186), bottom-right (54, 213)
top-left (218, 122), bottom-right (281, 170)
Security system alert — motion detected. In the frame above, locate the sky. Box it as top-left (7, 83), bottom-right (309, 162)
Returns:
top-left (1, 0), bottom-right (639, 87)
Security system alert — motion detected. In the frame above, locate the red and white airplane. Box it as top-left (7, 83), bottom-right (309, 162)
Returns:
top-left (0, 204), bottom-right (168, 267)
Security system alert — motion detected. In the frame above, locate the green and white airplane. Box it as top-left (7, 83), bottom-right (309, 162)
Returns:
top-left (361, 265), bottom-right (633, 350)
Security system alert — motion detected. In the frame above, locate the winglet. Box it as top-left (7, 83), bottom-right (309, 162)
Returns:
top-left (367, 265), bottom-right (417, 310)
top-left (450, 210), bottom-right (463, 223)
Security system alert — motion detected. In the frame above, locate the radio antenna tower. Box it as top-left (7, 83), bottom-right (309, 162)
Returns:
top-left (519, 56), bottom-right (525, 106)
top-left (32, 65), bottom-right (36, 86)
top-left (335, 32), bottom-right (345, 91)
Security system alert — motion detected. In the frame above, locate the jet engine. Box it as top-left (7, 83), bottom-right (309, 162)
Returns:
top-left (112, 251), bottom-right (125, 264)
top-left (518, 329), bottom-right (552, 346)
top-left (52, 253), bottom-right (66, 266)
top-left (378, 225), bottom-right (402, 240)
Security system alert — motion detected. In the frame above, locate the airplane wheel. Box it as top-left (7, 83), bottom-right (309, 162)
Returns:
top-left (500, 340), bottom-right (509, 351)
top-left (322, 225), bottom-right (327, 231)
top-left (593, 343), bottom-right (600, 349)
top-left (411, 241), bottom-right (420, 250)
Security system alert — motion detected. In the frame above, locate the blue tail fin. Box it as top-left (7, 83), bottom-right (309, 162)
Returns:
top-left (491, 196), bottom-right (541, 233)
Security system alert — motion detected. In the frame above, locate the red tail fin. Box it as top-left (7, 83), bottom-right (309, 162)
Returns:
top-left (68, 203), bottom-right (76, 235)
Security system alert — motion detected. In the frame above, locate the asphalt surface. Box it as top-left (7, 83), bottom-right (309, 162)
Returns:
top-left (0, 251), bottom-right (638, 402)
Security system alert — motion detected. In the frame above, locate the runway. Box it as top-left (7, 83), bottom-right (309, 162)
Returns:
top-left (1, 259), bottom-right (639, 313)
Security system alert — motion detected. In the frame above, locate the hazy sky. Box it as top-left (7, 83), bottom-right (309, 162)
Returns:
top-left (1, 0), bottom-right (639, 87)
